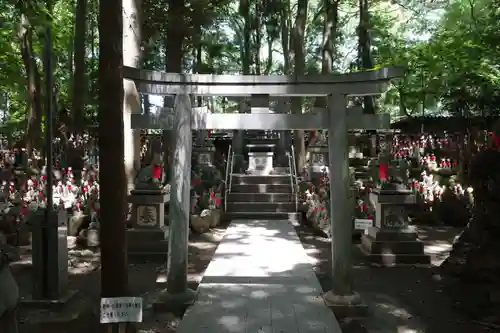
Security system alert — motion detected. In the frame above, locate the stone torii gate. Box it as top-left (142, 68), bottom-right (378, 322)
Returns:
top-left (123, 66), bottom-right (403, 308)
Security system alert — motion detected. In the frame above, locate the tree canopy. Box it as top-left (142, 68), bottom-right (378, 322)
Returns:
top-left (0, 0), bottom-right (499, 145)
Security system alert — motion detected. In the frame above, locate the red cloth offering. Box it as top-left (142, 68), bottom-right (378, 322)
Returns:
top-left (493, 133), bottom-right (500, 149)
top-left (379, 164), bottom-right (388, 181)
top-left (152, 165), bottom-right (162, 179)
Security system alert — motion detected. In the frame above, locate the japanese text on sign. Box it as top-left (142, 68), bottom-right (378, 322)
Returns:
top-left (100, 297), bottom-right (143, 324)
top-left (354, 218), bottom-right (373, 230)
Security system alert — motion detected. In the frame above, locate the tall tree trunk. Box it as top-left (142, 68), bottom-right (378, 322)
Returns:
top-left (254, 1), bottom-right (262, 75)
top-left (17, 13), bottom-right (43, 155)
top-left (315, 0), bottom-right (339, 108)
top-left (123, 0), bottom-right (142, 191)
top-left (279, 0), bottom-right (292, 161)
top-left (89, 0), bottom-right (98, 100)
top-left (281, 1), bottom-right (291, 75)
top-left (309, 0), bottom-right (339, 155)
top-left (163, 0), bottom-right (185, 169)
top-left (98, 0), bottom-right (129, 326)
top-left (240, 0), bottom-right (251, 75)
top-left (143, 94), bottom-right (151, 114)
top-left (358, 0), bottom-right (375, 114)
top-left (72, 0), bottom-right (88, 133)
top-left (165, 0), bottom-right (184, 78)
top-left (265, 37), bottom-right (273, 74)
top-left (231, 0), bottom-right (252, 172)
top-left (163, 0), bottom-right (185, 171)
top-left (142, 43), bottom-right (155, 114)
top-left (291, 0), bottom-right (308, 171)
top-left (358, 0), bottom-right (377, 155)
top-left (192, 21), bottom-right (203, 107)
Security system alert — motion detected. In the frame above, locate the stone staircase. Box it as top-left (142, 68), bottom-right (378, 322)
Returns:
top-left (225, 170), bottom-right (300, 221)
top-left (226, 132), bottom-right (299, 221)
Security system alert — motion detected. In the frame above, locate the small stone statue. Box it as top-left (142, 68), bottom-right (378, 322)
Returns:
top-left (310, 130), bottom-right (327, 147)
top-left (380, 175), bottom-right (407, 192)
top-left (135, 139), bottom-right (166, 192)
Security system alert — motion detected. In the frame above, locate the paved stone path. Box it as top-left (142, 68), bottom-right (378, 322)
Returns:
top-left (177, 219), bottom-right (342, 333)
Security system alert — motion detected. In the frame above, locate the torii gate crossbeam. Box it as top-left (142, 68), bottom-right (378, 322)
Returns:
top-left (130, 107), bottom-right (390, 130)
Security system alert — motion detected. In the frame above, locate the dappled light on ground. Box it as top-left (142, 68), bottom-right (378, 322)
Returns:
top-left (176, 219), bottom-right (342, 333)
top-left (294, 223), bottom-right (496, 333)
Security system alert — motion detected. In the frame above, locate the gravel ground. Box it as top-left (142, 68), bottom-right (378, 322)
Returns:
top-left (14, 221), bottom-right (498, 333)
top-left (15, 225), bottom-right (229, 333)
top-left (293, 223), bottom-right (499, 333)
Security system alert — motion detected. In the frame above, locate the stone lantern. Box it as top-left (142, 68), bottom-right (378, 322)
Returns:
top-left (127, 140), bottom-right (170, 256)
top-left (361, 178), bottom-right (430, 266)
top-left (307, 130), bottom-right (329, 180)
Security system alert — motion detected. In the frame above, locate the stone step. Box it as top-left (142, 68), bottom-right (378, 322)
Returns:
top-left (272, 167), bottom-right (291, 174)
top-left (224, 211), bottom-right (301, 222)
top-left (246, 143), bottom-right (276, 148)
top-left (227, 192), bottom-right (294, 203)
top-left (127, 228), bottom-right (166, 242)
top-left (231, 184), bottom-right (292, 194)
top-left (232, 174), bottom-right (291, 185)
top-left (363, 252), bottom-right (431, 267)
top-left (127, 244), bottom-right (169, 260)
top-left (227, 202), bottom-right (296, 213)
top-left (127, 229), bottom-right (168, 258)
top-left (361, 235), bottom-right (425, 255)
top-left (246, 137), bottom-right (277, 144)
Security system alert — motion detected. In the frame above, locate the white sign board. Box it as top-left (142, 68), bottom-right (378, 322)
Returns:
top-left (354, 218), bottom-right (373, 230)
top-left (100, 297), bottom-right (143, 324)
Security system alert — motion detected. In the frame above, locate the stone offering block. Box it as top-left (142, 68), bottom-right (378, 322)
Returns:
top-left (193, 146), bottom-right (215, 166)
top-left (362, 188), bottom-right (430, 266)
top-left (30, 212), bottom-right (70, 300)
top-left (369, 188), bottom-right (416, 229)
top-left (248, 152), bottom-right (274, 175)
top-left (309, 146), bottom-right (328, 165)
top-left (127, 190), bottom-right (169, 256)
top-left (308, 146), bottom-right (329, 178)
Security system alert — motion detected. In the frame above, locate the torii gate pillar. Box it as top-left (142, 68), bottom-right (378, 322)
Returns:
top-left (323, 95), bottom-right (365, 313)
top-left (163, 94), bottom-right (197, 306)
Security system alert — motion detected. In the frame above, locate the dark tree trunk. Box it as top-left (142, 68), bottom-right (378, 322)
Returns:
top-left (72, 0), bottom-right (88, 133)
top-left (162, 0), bottom-right (185, 168)
top-left (17, 12), bottom-right (43, 155)
top-left (291, 0), bottom-right (308, 171)
top-left (358, 0), bottom-right (375, 114)
top-left (98, 0), bottom-right (129, 328)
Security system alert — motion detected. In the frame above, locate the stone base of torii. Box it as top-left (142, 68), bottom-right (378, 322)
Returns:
top-left (123, 66), bottom-right (404, 312)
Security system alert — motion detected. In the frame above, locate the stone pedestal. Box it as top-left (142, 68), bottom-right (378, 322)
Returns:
top-left (361, 188), bottom-right (430, 266)
top-left (127, 189), bottom-right (170, 256)
top-left (193, 145), bottom-right (215, 166)
top-left (23, 211), bottom-right (76, 306)
top-left (348, 146), bottom-right (363, 159)
top-left (248, 152), bottom-right (274, 175)
top-left (308, 145), bottom-right (329, 179)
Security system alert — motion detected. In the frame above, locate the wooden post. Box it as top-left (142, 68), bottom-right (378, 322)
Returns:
top-left (98, 0), bottom-right (130, 331)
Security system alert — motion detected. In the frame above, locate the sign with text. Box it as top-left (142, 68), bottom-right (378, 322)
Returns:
top-left (142, 111), bottom-right (175, 130)
top-left (354, 218), bottom-right (373, 230)
top-left (100, 297), bottom-right (143, 324)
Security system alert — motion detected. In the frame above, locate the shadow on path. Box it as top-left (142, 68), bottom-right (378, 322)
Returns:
top-left (295, 224), bottom-right (497, 333)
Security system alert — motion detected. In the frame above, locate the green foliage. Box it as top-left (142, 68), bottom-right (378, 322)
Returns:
top-left (0, 0), bottom-right (498, 131)
top-left (373, 0), bottom-right (500, 117)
